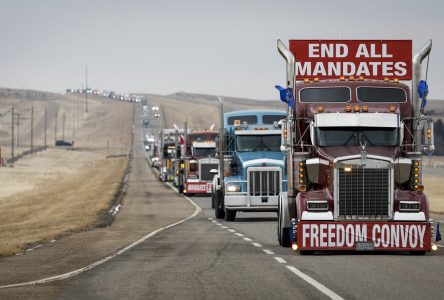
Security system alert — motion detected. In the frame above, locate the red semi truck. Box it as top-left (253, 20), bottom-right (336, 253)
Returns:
top-left (276, 39), bottom-right (437, 254)
top-left (176, 130), bottom-right (219, 196)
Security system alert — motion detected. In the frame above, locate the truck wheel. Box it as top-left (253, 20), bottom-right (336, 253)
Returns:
top-left (215, 190), bottom-right (225, 219)
top-left (300, 250), bottom-right (315, 255)
top-left (178, 185), bottom-right (184, 194)
top-left (410, 251), bottom-right (426, 255)
top-left (211, 193), bottom-right (215, 209)
top-left (277, 198), bottom-right (291, 247)
top-left (225, 209), bottom-right (236, 222)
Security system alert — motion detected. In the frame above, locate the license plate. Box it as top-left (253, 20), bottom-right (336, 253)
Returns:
top-left (355, 241), bottom-right (375, 251)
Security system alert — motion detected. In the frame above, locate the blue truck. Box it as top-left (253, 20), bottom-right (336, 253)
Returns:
top-left (211, 102), bottom-right (287, 221)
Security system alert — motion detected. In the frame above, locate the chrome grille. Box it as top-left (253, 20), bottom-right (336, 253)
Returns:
top-left (338, 167), bottom-right (390, 219)
top-left (249, 169), bottom-right (280, 196)
top-left (200, 163), bottom-right (218, 181)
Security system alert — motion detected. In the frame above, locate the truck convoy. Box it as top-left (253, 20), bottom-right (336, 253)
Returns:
top-left (212, 108), bottom-right (287, 221)
top-left (175, 130), bottom-right (219, 196)
top-left (276, 39), bottom-right (436, 254)
top-left (159, 128), bottom-right (189, 182)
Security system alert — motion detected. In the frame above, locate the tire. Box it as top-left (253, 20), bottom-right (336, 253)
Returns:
top-left (211, 193), bottom-right (215, 209)
top-left (178, 185), bottom-right (184, 194)
top-left (300, 250), bottom-right (315, 255)
top-left (410, 251), bottom-right (426, 255)
top-left (215, 190), bottom-right (225, 219)
top-left (277, 199), bottom-right (291, 247)
top-left (225, 209), bottom-right (236, 222)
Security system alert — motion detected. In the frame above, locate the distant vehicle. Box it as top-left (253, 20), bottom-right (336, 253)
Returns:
top-left (55, 140), bottom-right (74, 146)
top-left (159, 167), bottom-right (170, 181)
top-left (154, 113), bottom-right (160, 118)
top-left (152, 106), bottom-right (159, 111)
top-left (143, 119), bottom-right (150, 127)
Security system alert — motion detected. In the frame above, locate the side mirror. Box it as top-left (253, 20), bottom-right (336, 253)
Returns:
top-left (399, 121), bottom-right (404, 146)
top-left (422, 118), bottom-right (435, 154)
top-left (210, 169), bottom-right (219, 175)
top-left (309, 121), bottom-right (315, 146)
top-left (280, 118), bottom-right (291, 153)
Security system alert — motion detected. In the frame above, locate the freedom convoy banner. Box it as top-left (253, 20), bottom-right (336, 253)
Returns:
top-left (297, 222), bottom-right (431, 251)
top-left (289, 40), bottom-right (412, 80)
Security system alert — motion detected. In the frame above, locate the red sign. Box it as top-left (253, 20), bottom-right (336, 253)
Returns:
top-left (289, 40), bottom-right (412, 80)
top-left (186, 182), bottom-right (212, 193)
top-left (297, 221), bottom-right (430, 251)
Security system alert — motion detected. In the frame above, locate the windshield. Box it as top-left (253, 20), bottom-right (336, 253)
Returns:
top-left (300, 87), bottom-right (351, 103)
top-left (193, 147), bottom-right (216, 157)
top-left (357, 87), bottom-right (406, 103)
top-left (236, 134), bottom-right (281, 152)
top-left (316, 127), bottom-right (398, 147)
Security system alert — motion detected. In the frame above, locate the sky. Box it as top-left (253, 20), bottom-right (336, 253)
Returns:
top-left (0, 0), bottom-right (443, 100)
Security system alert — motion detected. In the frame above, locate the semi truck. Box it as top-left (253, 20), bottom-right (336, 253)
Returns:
top-left (175, 130), bottom-right (219, 196)
top-left (159, 128), bottom-right (189, 182)
top-left (212, 108), bottom-right (287, 221)
top-left (276, 39), bottom-right (436, 254)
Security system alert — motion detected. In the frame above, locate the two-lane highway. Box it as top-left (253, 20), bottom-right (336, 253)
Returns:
top-left (42, 188), bottom-right (443, 299)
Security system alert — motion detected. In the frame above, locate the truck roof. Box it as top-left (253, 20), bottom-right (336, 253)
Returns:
top-left (224, 110), bottom-right (286, 131)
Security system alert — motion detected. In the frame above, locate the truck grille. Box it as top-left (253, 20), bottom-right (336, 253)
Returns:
top-left (338, 167), bottom-right (390, 219)
top-left (200, 163), bottom-right (218, 181)
top-left (249, 169), bottom-right (280, 196)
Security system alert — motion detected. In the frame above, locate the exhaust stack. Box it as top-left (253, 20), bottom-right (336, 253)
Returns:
top-left (412, 40), bottom-right (432, 152)
top-left (217, 97), bottom-right (224, 184)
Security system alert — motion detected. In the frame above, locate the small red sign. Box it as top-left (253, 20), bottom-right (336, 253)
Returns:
top-left (289, 40), bottom-right (412, 80)
top-left (297, 221), bottom-right (430, 251)
top-left (186, 182), bottom-right (212, 193)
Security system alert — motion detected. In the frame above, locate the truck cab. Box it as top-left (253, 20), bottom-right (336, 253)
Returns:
top-left (276, 39), bottom-right (436, 253)
top-left (212, 110), bottom-right (287, 221)
top-left (176, 131), bottom-right (219, 196)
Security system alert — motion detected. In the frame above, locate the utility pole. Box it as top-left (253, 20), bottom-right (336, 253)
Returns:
top-left (72, 99), bottom-right (75, 141)
top-left (55, 111), bottom-right (58, 143)
top-left (15, 113), bottom-right (20, 148)
top-left (11, 106), bottom-right (14, 162)
top-left (62, 112), bottom-right (65, 141)
top-left (85, 65), bottom-right (88, 113)
top-left (44, 105), bottom-right (47, 147)
top-left (31, 104), bottom-right (34, 153)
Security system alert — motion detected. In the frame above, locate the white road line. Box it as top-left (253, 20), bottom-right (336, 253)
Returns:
top-left (215, 223), bottom-right (222, 226)
top-left (228, 229), bottom-right (236, 233)
top-left (221, 226), bottom-right (228, 229)
top-left (208, 217), bottom-right (213, 220)
top-left (243, 237), bottom-right (252, 242)
top-left (437, 244), bottom-right (444, 248)
top-left (252, 242), bottom-right (263, 247)
top-left (274, 257), bottom-right (286, 264)
top-left (286, 266), bottom-right (344, 300)
top-left (211, 220), bottom-right (217, 223)
top-left (0, 186), bottom-right (202, 289)
top-left (263, 249), bottom-right (274, 255)
top-left (235, 233), bottom-right (244, 237)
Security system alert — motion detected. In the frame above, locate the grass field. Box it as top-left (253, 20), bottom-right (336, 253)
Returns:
top-left (0, 91), bottom-right (132, 256)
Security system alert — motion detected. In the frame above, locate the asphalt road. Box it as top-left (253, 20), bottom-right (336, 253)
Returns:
top-left (33, 189), bottom-right (443, 300)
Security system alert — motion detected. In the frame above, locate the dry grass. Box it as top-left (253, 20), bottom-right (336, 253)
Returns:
top-left (0, 92), bottom-right (132, 256)
top-left (422, 173), bottom-right (444, 214)
top-left (0, 155), bottom-right (127, 256)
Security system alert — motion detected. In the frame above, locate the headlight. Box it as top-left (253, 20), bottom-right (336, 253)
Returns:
top-left (226, 183), bottom-right (241, 193)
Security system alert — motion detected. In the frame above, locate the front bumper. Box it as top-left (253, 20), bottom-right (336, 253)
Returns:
top-left (224, 194), bottom-right (278, 212)
top-left (296, 221), bottom-right (431, 251)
